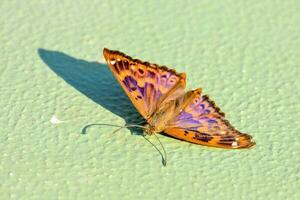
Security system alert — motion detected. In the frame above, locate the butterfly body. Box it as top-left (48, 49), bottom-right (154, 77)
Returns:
top-left (146, 97), bottom-right (180, 133)
top-left (103, 48), bottom-right (255, 149)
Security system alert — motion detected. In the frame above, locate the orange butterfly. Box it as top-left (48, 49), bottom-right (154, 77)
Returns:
top-left (103, 48), bottom-right (255, 150)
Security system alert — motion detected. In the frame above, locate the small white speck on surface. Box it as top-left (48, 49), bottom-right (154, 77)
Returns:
top-left (110, 60), bottom-right (116, 65)
top-left (117, 58), bottom-right (121, 61)
top-left (50, 115), bottom-right (64, 124)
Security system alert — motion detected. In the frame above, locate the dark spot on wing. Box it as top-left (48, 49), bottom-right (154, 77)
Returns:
top-left (123, 61), bottom-right (129, 70)
top-left (202, 95), bottom-right (209, 101)
top-left (219, 136), bottom-right (236, 144)
top-left (184, 130), bottom-right (189, 136)
top-left (204, 109), bottom-right (210, 114)
top-left (138, 86), bottom-right (145, 96)
top-left (208, 119), bottom-right (217, 124)
top-left (148, 71), bottom-right (155, 78)
top-left (175, 99), bottom-right (180, 107)
top-left (138, 68), bottom-right (144, 74)
top-left (113, 64), bottom-right (120, 74)
top-left (117, 60), bottom-right (124, 70)
top-left (218, 142), bottom-right (233, 146)
top-left (193, 132), bottom-right (213, 142)
top-left (122, 76), bottom-right (137, 92)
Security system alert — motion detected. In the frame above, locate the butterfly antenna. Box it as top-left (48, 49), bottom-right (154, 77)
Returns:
top-left (143, 134), bottom-right (167, 167)
top-left (82, 123), bottom-right (124, 134)
top-left (154, 134), bottom-right (167, 166)
top-left (114, 124), bottom-right (167, 166)
top-left (81, 119), bottom-right (146, 135)
top-left (112, 124), bottom-right (147, 134)
top-left (82, 122), bottom-right (167, 166)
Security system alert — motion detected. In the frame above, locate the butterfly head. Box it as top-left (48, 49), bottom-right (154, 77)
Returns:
top-left (143, 124), bottom-right (157, 135)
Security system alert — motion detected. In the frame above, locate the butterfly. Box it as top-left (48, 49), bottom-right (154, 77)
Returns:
top-left (103, 48), bottom-right (255, 149)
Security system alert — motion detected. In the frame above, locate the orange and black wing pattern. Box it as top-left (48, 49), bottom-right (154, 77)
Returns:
top-left (164, 89), bottom-right (255, 149)
top-left (103, 48), bottom-right (186, 119)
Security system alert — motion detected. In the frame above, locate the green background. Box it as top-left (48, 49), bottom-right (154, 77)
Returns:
top-left (1, 0), bottom-right (299, 199)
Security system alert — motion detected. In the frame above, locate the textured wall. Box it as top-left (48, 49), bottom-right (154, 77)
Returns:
top-left (1, 0), bottom-right (299, 199)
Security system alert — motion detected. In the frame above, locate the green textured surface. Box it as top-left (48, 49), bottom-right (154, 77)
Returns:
top-left (1, 0), bottom-right (299, 199)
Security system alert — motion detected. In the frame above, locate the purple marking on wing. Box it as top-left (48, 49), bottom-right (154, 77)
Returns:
top-left (175, 111), bottom-right (200, 127)
top-left (208, 119), bottom-right (217, 124)
top-left (189, 103), bottom-right (211, 115)
top-left (122, 76), bottom-right (138, 92)
top-left (122, 77), bottom-right (130, 91)
top-left (148, 71), bottom-right (155, 78)
top-left (156, 89), bottom-right (162, 100)
top-left (128, 76), bottom-right (136, 85)
top-left (180, 118), bottom-right (200, 124)
top-left (177, 111), bottom-right (193, 120)
top-left (204, 109), bottom-right (210, 114)
top-left (138, 86), bottom-right (145, 96)
top-left (145, 82), bottom-right (150, 89)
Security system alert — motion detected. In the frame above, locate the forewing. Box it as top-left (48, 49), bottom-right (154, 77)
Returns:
top-left (164, 89), bottom-right (255, 149)
top-left (103, 48), bottom-right (186, 119)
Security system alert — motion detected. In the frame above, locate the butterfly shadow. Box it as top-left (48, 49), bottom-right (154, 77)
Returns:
top-left (38, 48), bottom-right (145, 136)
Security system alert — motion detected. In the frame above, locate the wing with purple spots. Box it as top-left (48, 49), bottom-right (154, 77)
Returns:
top-left (164, 89), bottom-right (255, 148)
top-left (103, 48), bottom-right (186, 119)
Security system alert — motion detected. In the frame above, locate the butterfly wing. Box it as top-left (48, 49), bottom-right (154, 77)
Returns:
top-left (103, 48), bottom-right (186, 119)
top-left (164, 89), bottom-right (255, 149)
